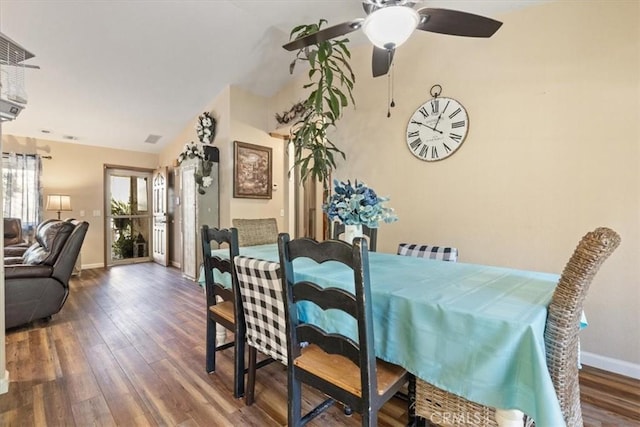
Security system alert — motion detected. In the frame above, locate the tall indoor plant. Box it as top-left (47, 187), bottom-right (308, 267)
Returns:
top-left (287, 20), bottom-right (356, 192)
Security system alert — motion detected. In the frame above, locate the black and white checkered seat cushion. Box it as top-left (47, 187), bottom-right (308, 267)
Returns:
top-left (234, 256), bottom-right (288, 365)
top-left (397, 243), bottom-right (458, 262)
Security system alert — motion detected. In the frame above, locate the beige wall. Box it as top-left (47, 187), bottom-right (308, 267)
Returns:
top-left (271, 0), bottom-right (640, 369)
top-left (228, 86), bottom-right (286, 231)
top-left (158, 85), bottom-right (287, 266)
top-left (2, 135), bottom-right (159, 267)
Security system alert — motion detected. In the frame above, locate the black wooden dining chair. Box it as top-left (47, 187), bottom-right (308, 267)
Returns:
top-left (332, 223), bottom-right (378, 251)
top-left (233, 255), bottom-right (286, 405)
top-left (278, 233), bottom-right (409, 427)
top-left (397, 243), bottom-right (458, 262)
top-left (200, 225), bottom-right (245, 398)
top-left (414, 227), bottom-right (621, 426)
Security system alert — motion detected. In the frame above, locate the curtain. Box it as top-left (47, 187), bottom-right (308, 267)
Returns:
top-left (2, 153), bottom-right (43, 240)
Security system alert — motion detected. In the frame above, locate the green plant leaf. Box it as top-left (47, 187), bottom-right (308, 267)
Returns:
top-left (325, 67), bottom-right (333, 87)
top-left (314, 83), bottom-right (324, 111)
top-left (308, 50), bottom-right (317, 67)
top-left (318, 45), bottom-right (328, 62)
top-left (289, 24), bottom-right (308, 38)
top-left (327, 94), bottom-right (339, 119)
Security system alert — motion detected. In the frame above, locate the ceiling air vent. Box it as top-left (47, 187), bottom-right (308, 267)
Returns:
top-left (144, 134), bottom-right (162, 144)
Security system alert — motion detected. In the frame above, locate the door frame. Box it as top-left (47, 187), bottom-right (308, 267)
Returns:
top-left (103, 164), bottom-right (154, 267)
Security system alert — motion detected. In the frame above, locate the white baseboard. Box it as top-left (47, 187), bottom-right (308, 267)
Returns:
top-left (0, 370), bottom-right (9, 394)
top-left (81, 263), bottom-right (104, 270)
top-left (581, 351), bottom-right (640, 379)
top-left (79, 262), bottom-right (182, 270)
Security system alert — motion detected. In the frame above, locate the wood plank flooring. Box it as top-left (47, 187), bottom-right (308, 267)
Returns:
top-left (1, 263), bottom-right (638, 426)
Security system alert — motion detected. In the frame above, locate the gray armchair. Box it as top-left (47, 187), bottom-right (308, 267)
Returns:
top-left (4, 219), bottom-right (89, 329)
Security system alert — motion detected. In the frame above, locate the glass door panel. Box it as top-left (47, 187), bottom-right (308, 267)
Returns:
top-left (106, 169), bottom-right (152, 265)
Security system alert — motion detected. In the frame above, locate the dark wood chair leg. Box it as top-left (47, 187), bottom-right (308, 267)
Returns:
top-left (288, 373), bottom-right (302, 427)
top-left (233, 328), bottom-right (245, 399)
top-left (205, 316), bottom-right (216, 373)
top-left (363, 410), bottom-right (377, 427)
top-left (245, 346), bottom-right (257, 406)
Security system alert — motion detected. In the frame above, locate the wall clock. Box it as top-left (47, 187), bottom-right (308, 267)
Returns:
top-left (406, 86), bottom-right (469, 162)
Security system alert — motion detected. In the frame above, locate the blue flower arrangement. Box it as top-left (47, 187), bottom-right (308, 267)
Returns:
top-left (323, 179), bottom-right (398, 228)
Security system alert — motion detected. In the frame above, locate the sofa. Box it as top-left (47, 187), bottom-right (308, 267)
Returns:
top-left (4, 219), bottom-right (89, 329)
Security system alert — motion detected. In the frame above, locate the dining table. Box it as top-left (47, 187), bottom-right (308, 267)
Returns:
top-left (200, 243), bottom-right (567, 427)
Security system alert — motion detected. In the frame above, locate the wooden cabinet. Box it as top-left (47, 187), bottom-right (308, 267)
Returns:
top-left (180, 147), bottom-right (219, 280)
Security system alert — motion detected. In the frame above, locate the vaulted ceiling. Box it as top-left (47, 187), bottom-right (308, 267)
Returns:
top-left (0, 0), bottom-right (545, 153)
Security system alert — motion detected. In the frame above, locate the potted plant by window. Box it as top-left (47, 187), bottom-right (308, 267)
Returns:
top-left (111, 199), bottom-right (134, 259)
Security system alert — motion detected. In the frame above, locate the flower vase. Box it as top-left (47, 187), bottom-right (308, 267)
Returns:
top-left (343, 224), bottom-right (363, 244)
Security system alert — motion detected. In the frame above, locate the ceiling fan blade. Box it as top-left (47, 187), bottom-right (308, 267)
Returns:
top-left (283, 19), bottom-right (365, 51)
top-left (417, 8), bottom-right (503, 38)
top-left (372, 46), bottom-right (395, 78)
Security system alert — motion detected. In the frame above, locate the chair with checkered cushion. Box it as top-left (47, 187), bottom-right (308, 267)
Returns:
top-left (200, 225), bottom-right (245, 398)
top-left (234, 255), bottom-right (286, 405)
top-left (278, 234), bottom-right (409, 426)
top-left (332, 223), bottom-right (377, 251)
top-left (397, 243), bottom-right (458, 262)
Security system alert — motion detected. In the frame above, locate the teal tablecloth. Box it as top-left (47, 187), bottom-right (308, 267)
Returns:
top-left (200, 243), bottom-right (564, 426)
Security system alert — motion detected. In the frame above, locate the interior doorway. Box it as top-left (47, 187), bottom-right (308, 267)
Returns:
top-left (104, 166), bottom-right (153, 266)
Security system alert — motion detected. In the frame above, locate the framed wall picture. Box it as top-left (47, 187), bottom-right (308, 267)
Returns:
top-left (233, 141), bottom-right (272, 199)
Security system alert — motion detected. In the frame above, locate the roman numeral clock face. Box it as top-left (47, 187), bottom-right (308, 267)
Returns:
top-left (406, 97), bottom-right (469, 162)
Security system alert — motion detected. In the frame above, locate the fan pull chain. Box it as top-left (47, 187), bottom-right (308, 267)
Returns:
top-left (390, 61), bottom-right (396, 108)
top-left (387, 61), bottom-right (396, 118)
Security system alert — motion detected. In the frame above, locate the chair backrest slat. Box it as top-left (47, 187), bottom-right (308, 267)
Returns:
top-left (297, 324), bottom-right (361, 366)
top-left (292, 282), bottom-right (358, 317)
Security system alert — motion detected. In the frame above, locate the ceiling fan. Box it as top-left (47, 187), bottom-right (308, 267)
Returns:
top-left (283, 0), bottom-right (503, 78)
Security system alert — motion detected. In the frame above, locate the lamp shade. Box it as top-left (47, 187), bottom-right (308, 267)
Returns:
top-left (46, 194), bottom-right (72, 212)
top-left (362, 6), bottom-right (420, 50)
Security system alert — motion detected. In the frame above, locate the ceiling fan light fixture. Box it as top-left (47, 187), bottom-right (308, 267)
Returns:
top-left (362, 6), bottom-right (420, 50)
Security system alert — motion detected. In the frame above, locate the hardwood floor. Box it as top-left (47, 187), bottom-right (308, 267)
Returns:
top-left (1, 263), bottom-right (638, 426)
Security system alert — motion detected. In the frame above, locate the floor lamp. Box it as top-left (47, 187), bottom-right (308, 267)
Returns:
top-left (46, 194), bottom-right (72, 220)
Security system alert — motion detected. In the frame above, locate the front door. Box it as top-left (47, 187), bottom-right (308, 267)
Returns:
top-left (152, 167), bottom-right (169, 266)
